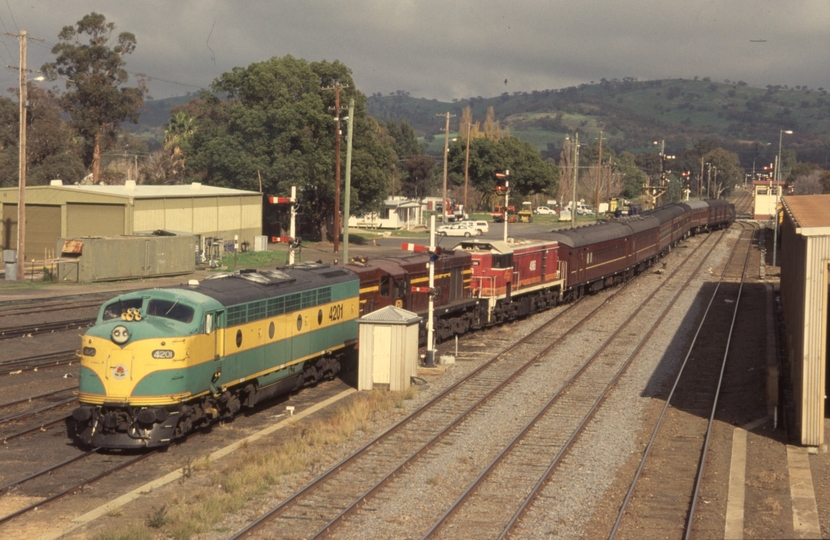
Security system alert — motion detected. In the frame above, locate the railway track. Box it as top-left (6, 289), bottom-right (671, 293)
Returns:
top-left (0, 449), bottom-right (155, 527)
top-left (608, 222), bottom-right (755, 539)
top-left (422, 227), bottom-right (733, 540)
top-left (231, 228), bottom-right (732, 539)
top-left (0, 297), bottom-right (106, 319)
top-left (0, 349), bottom-right (79, 374)
top-left (0, 317), bottom-right (94, 340)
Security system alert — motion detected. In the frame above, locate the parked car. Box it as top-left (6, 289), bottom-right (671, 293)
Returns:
top-left (535, 206), bottom-right (555, 215)
top-left (437, 223), bottom-right (482, 237)
top-left (461, 220), bottom-right (489, 234)
top-left (577, 205), bottom-right (594, 215)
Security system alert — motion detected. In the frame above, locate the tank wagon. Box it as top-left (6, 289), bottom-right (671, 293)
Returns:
top-left (71, 200), bottom-right (734, 449)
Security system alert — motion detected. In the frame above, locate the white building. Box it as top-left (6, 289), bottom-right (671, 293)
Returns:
top-left (348, 197), bottom-right (423, 230)
top-left (753, 180), bottom-right (787, 220)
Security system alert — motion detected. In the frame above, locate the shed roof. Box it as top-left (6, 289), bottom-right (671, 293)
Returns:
top-left (783, 195), bottom-right (830, 235)
top-left (45, 182), bottom-right (260, 199)
top-left (359, 305), bottom-right (422, 325)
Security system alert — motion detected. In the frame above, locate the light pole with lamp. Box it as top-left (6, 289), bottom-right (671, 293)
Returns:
top-left (772, 129), bottom-right (793, 267)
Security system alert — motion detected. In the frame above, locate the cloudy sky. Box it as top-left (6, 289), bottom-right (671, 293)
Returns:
top-left (0, 1), bottom-right (828, 102)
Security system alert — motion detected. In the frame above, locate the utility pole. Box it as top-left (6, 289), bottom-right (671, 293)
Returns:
top-left (572, 132), bottom-right (579, 228)
top-left (324, 83), bottom-right (348, 253)
top-left (16, 30), bottom-right (26, 281)
top-left (6, 30), bottom-right (43, 281)
top-left (463, 121), bottom-right (471, 216)
top-left (707, 163), bottom-right (712, 199)
top-left (699, 157), bottom-right (705, 200)
top-left (437, 112), bottom-right (455, 223)
top-left (343, 99), bottom-right (355, 265)
top-left (595, 130), bottom-right (603, 218)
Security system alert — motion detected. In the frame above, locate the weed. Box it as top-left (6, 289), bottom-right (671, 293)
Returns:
top-left (179, 458), bottom-right (194, 485)
top-left (146, 504), bottom-right (170, 528)
top-left (765, 496), bottom-right (783, 516)
top-left (104, 506), bottom-right (123, 517)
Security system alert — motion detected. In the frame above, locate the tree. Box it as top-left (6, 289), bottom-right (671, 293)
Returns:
top-left (161, 111), bottom-right (195, 183)
top-left (613, 152), bottom-right (647, 200)
top-left (0, 86), bottom-right (84, 187)
top-left (42, 12), bottom-right (146, 184)
top-left (702, 147), bottom-right (742, 198)
top-left (446, 135), bottom-right (558, 209)
top-left (791, 170), bottom-right (824, 195)
top-left (181, 55), bottom-right (394, 241)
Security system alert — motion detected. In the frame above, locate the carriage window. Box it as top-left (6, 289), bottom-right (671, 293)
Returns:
top-left (147, 299), bottom-right (195, 323)
top-left (103, 298), bottom-right (143, 320)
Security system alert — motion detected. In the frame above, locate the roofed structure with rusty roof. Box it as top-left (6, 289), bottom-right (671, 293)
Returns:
top-left (782, 195), bottom-right (830, 235)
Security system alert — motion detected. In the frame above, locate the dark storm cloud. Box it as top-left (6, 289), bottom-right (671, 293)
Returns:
top-left (0, 0), bottom-right (827, 101)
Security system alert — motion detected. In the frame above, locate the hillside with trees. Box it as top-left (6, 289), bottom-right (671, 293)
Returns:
top-left (366, 78), bottom-right (830, 169)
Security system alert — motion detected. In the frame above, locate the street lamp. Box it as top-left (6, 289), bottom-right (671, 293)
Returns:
top-left (772, 129), bottom-right (793, 267)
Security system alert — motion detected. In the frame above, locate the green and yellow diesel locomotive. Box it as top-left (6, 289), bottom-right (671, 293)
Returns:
top-left (70, 263), bottom-right (359, 449)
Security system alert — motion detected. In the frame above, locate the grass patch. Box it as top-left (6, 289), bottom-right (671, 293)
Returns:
top-left (92, 524), bottom-right (154, 540)
top-left (150, 388), bottom-right (418, 538)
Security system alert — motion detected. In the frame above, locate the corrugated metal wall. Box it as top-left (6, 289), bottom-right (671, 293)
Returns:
top-left (67, 203), bottom-right (125, 237)
top-left (780, 215), bottom-right (829, 446)
top-left (0, 204), bottom-right (61, 260)
top-left (134, 196), bottom-right (261, 243)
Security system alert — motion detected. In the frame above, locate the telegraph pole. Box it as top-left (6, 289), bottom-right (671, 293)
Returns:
top-left (463, 121), bottom-right (471, 215)
top-left (595, 130), bottom-right (603, 218)
top-left (437, 112), bottom-right (455, 223)
top-left (572, 132), bottom-right (579, 228)
top-left (6, 29), bottom-right (43, 280)
top-left (324, 83), bottom-right (348, 253)
top-left (343, 99), bottom-right (355, 264)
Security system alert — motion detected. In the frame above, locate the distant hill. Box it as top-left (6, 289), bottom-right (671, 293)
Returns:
top-left (366, 79), bottom-right (830, 166)
top-left (123, 80), bottom-right (830, 167)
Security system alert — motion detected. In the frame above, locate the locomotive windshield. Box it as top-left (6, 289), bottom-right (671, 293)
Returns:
top-left (147, 299), bottom-right (195, 323)
top-left (102, 298), bottom-right (143, 321)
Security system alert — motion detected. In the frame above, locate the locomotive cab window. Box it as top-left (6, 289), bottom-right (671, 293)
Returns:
top-left (103, 298), bottom-right (143, 321)
top-left (380, 275), bottom-right (391, 297)
top-left (205, 313), bottom-right (213, 334)
top-left (147, 299), bottom-right (195, 323)
top-left (492, 253), bottom-right (513, 269)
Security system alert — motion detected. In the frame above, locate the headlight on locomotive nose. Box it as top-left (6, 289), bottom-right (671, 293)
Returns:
top-left (111, 325), bottom-right (130, 344)
top-left (82, 347), bottom-right (96, 357)
top-left (152, 349), bottom-right (175, 360)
